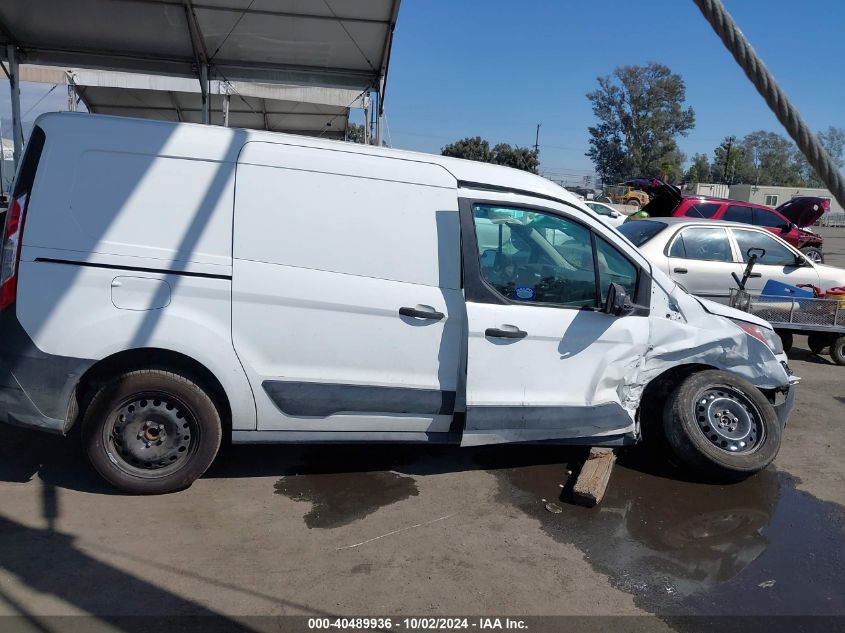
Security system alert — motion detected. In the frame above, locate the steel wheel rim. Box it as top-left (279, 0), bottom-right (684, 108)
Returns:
top-left (103, 392), bottom-right (200, 479)
top-left (693, 384), bottom-right (764, 454)
top-left (806, 250), bottom-right (822, 263)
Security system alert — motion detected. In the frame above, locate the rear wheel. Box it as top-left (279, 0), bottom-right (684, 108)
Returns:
top-left (831, 336), bottom-right (845, 366)
top-left (82, 369), bottom-right (222, 494)
top-left (663, 370), bottom-right (781, 481)
top-left (807, 332), bottom-right (832, 355)
top-left (800, 246), bottom-right (824, 264)
top-left (625, 198), bottom-right (642, 210)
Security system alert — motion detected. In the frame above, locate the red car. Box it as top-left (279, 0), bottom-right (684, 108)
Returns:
top-left (627, 178), bottom-right (829, 263)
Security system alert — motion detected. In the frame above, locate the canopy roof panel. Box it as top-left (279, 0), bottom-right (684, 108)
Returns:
top-left (0, 0), bottom-right (400, 92)
top-left (17, 66), bottom-right (360, 138)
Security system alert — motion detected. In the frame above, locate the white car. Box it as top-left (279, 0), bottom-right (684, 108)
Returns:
top-left (0, 112), bottom-right (795, 493)
top-left (585, 201), bottom-right (626, 228)
top-left (618, 217), bottom-right (845, 303)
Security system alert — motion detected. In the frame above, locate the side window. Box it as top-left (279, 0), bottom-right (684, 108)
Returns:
top-left (723, 205), bottom-right (752, 224)
top-left (683, 202), bottom-right (720, 218)
top-left (673, 227), bottom-right (733, 262)
top-left (596, 236), bottom-right (637, 298)
top-left (472, 205), bottom-right (599, 307)
top-left (765, 194), bottom-right (779, 206)
top-left (733, 229), bottom-right (798, 266)
top-left (753, 208), bottom-right (787, 228)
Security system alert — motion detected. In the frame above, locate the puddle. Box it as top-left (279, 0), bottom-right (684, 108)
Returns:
top-left (493, 457), bottom-right (845, 617)
top-left (275, 470), bottom-right (418, 529)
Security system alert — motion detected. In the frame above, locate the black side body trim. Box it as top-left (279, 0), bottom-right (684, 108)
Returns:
top-left (262, 380), bottom-right (456, 418)
top-left (0, 309), bottom-right (93, 433)
top-left (34, 258), bottom-right (232, 280)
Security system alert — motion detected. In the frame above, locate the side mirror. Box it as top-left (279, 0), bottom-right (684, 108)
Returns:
top-left (779, 224), bottom-right (791, 233)
top-left (604, 282), bottom-right (634, 316)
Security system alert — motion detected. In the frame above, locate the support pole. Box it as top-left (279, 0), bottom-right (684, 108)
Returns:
top-left (362, 95), bottom-right (370, 145)
top-left (6, 45), bottom-right (23, 166)
top-left (222, 92), bottom-right (230, 127)
top-left (199, 63), bottom-right (210, 124)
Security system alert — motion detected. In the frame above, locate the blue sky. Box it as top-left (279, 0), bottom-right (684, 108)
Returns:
top-left (3, 0), bottom-right (843, 184)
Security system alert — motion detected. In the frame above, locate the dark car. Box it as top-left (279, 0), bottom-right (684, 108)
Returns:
top-left (626, 178), bottom-right (829, 263)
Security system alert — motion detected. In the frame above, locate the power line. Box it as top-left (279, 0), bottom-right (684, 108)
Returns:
top-left (21, 84), bottom-right (58, 119)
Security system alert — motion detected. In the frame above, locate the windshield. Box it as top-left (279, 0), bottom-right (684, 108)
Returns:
top-left (617, 220), bottom-right (668, 246)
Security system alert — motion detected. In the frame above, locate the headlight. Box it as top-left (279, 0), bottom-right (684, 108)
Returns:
top-left (730, 319), bottom-right (784, 354)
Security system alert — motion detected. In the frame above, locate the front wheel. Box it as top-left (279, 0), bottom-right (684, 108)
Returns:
top-left (800, 246), bottom-right (824, 264)
top-left (663, 370), bottom-right (782, 481)
top-left (82, 369), bottom-right (222, 494)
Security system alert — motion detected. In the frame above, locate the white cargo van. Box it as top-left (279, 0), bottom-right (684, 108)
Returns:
top-left (0, 113), bottom-right (796, 494)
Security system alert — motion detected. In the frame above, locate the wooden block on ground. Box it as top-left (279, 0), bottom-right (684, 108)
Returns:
top-left (572, 447), bottom-right (617, 508)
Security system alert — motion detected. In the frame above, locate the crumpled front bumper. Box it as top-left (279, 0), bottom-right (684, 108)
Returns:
top-left (771, 382), bottom-right (796, 428)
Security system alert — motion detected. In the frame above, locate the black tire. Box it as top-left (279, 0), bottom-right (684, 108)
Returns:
top-left (807, 332), bottom-right (831, 355)
top-left (82, 369), bottom-right (222, 494)
top-left (775, 330), bottom-right (793, 353)
top-left (800, 246), bottom-right (824, 264)
top-left (831, 336), bottom-right (845, 366)
top-left (663, 370), bottom-right (782, 481)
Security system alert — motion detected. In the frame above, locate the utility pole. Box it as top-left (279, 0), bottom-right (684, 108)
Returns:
top-left (722, 136), bottom-right (735, 184)
top-left (533, 124), bottom-right (541, 156)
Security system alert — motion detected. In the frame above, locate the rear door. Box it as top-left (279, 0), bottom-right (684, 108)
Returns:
top-left (231, 142), bottom-right (464, 436)
top-left (459, 197), bottom-right (650, 445)
top-left (729, 228), bottom-right (820, 294)
top-left (666, 226), bottom-right (740, 302)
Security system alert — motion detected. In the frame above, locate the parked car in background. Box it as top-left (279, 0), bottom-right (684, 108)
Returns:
top-left (600, 183), bottom-right (650, 209)
top-left (619, 218), bottom-right (845, 304)
top-left (585, 201), bottom-right (625, 228)
top-left (626, 178), bottom-right (828, 263)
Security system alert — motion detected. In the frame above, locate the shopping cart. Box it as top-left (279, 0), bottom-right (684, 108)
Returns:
top-left (729, 250), bottom-right (845, 365)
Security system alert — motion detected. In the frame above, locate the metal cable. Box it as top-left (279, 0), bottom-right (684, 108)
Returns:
top-left (694, 0), bottom-right (845, 209)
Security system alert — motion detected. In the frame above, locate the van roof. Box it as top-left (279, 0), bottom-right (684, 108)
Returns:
top-left (34, 112), bottom-right (585, 209)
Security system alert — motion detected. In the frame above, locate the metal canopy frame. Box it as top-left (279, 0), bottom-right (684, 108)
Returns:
top-left (0, 0), bottom-right (401, 162)
top-left (17, 66), bottom-right (367, 139)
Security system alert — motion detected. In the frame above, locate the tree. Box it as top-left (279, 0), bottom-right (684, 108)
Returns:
top-left (441, 136), bottom-right (493, 162)
top-left (796, 126), bottom-right (845, 187)
top-left (685, 153), bottom-right (711, 183)
top-left (712, 136), bottom-right (748, 184)
top-left (441, 136), bottom-right (539, 174)
top-left (586, 62), bottom-right (695, 184)
top-left (346, 123), bottom-right (366, 143)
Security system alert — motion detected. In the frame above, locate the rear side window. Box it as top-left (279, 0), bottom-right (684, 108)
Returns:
top-left (723, 205), bottom-right (752, 224)
top-left (617, 220), bottom-right (667, 247)
top-left (682, 202), bottom-right (720, 218)
top-left (670, 227), bottom-right (733, 262)
top-left (752, 208), bottom-right (787, 228)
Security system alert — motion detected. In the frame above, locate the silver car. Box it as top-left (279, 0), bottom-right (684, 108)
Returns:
top-left (619, 217), bottom-right (845, 303)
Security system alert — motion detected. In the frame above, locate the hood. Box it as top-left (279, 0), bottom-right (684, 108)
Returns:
top-left (775, 196), bottom-right (830, 228)
top-left (625, 177), bottom-right (683, 216)
top-left (694, 296), bottom-right (773, 330)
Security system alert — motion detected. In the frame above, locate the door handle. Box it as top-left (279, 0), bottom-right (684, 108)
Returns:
top-left (749, 272), bottom-right (762, 278)
top-left (485, 326), bottom-right (527, 339)
top-left (673, 267), bottom-right (688, 274)
top-left (399, 306), bottom-right (444, 321)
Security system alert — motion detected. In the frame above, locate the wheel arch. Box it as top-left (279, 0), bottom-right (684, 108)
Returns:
top-left (70, 347), bottom-right (232, 435)
top-left (637, 362), bottom-right (717, 440)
